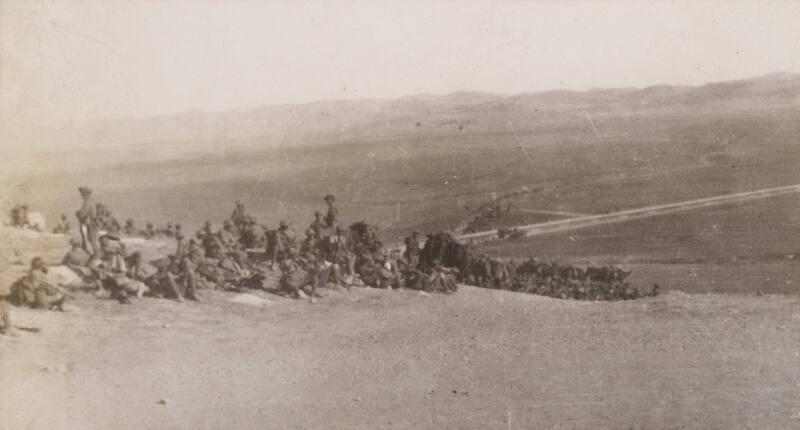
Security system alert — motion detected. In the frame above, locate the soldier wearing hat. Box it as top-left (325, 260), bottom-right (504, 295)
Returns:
top-left (75, 186), bottom-right (99, 256)
top-left (19, 257), bottom-right (70, 310)
top-left (323, 194), bottom-right (338, 228)
top-left (278, 247), bottom-right (317, 301)
top-left (174, 236), bottom-right (200, 301)
top-left (239, 216), bottom-right (264, 249)
top-left (164, 222), bottom-right (175, 238)
top-left (53, 214), bottom-right (71, 234)
top-left (301, 228), bottom-right (320, 256)
top-left (217, 219), bottom-right (238, 250)
top-left (427, 259), bottom-right (458, 293)
top-left (231, 201), bottom-right (247, 228)
top-left (268, 221), bottom-right (295, 267)
top-left (62, 236), bottom-right (92, 279)
top-left (123, 218), bottom-right (136, 236)
top-left (142, 222), bottom-right (156, 239)
top-left (174, 232), bottom-right (187, 260)
top-left (403, 231), bottom-right (421, 269)
top-left (309, 211), bottom-right (325, 237)
top-left (91, 234), bottom-right (128, 274)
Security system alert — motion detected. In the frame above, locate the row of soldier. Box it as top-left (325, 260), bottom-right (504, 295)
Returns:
top-left (9, 189), bottom-right (459, 310)
top-left (417, 233), bottom-right (655, 301)
top-left (7, 186), bottom-right (649, 317)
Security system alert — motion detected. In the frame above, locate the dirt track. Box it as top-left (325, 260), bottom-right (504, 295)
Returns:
top-left (4, 284), bottom-right (800, 429)
top-left (459, 184), bottom-right (800, 241)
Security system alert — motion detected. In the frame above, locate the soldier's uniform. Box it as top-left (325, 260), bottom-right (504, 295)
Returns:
top-left (76, 187), bottom-right (99, 256)
top-left (309, 212), bottom-right (325, 237)
top-left (323, 195), bottom-right (338, 228)
top-left (0, 299), bottom-right (11, 334)
top-left (403, 232), bottom-right (421, 268)
top-left (23, 259), bottom-right (68, 310)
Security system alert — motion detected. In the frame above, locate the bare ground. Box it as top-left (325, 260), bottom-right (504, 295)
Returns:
top-left (3, 228), bottom-right (800, 429)
top-left (3, 285), bottom-right (800, 429)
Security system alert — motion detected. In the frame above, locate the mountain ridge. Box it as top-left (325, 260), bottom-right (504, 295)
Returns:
top-left (12, 72), bottom-right (800, 150)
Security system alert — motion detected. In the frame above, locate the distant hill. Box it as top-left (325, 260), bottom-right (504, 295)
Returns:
top-left (21, 73), bottom-right (800, 150)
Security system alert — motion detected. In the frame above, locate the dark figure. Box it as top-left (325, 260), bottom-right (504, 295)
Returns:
top-left (309, 211), bottom-right (325, 237)
top-left (323, 194), bottom-right (338, 228)
top-left (75, 186), bottom-right (99, 256)
top-left (403, 231), bottom-right (421, 268)
top-left (53, 214), bottom-right (71, 234)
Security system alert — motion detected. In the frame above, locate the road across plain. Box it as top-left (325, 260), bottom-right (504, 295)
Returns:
top-left (457, 184), bottom-right (800, 242)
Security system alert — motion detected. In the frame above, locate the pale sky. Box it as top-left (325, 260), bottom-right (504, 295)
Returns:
top-left (2, 0), bottom-right (800, 125)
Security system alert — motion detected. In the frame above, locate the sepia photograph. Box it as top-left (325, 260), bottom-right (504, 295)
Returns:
top-left (2, 1), bottom-right (800, 428)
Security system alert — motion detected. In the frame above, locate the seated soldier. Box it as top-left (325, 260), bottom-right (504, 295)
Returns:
top-left (239, 217), bottom-right (264, 249)
top-left (278, 248), bottom-right (316, 301)
top-left (14, 257), bottom-right (70, 310)
top-left (304, 245), bottom-right (347, 290)
top-left (62, 236), bottom-right (93, 279)
top-left (200, 223), bottom-right (225, 259)
top-left (397, 257), bottom-right (425, 290)
top-left (145, 258), bottom-right (186, 301)
top-left (356, 251), bottom-right (379, 287)
top-left (143, 239), bottom-right (199, 302)
top-left (323, 226), bottom-right (356, 279)
top-left (197, 220), bottom-right (213, 239)
top-left (104, 272), bottom-right (149, 303)
top-left (140, 222), bottom-right (153, 239)
top-left (90, 235), bottom-right (128, 274)
top-left (374, 251), bottom-right (401, 289)
top-left (218, 220), bottom-right (238, 248)
top-left (309, 211), bottom-right (325, 237)
top-left (123, 219), bottom-right (136, 236)
top-left (53, 214), bottom-right (71, 234)
top-left (426, 259), bottom-right (459, 293)
top-left (300, 228), bottom-right (321, 257)
top-left (185, 244), bottom-right (221, 290)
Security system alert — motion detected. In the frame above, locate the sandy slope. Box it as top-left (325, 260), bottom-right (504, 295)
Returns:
top-left (3, 227), bottom-right (800, 429)
top-left (3, 288), bottom-right (800, 429)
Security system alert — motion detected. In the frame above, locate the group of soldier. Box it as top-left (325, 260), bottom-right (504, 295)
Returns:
top-left (0, 184), bottom-right (651, 338)
top-left (415, 233), bottom-right (652, 301)
top-left (4, 188), bottom-right (461, 323)
top-left (471, 256), bottom-right (653, 301)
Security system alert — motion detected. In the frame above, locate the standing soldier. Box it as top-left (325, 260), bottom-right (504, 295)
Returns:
top-left (268, 221), bottom-right (295, 268)
top-left (0, 298), bottom-right (13, 336)
top-left (75, 186), bottom-right (99, 256)
top-left (323, 194), bottom-right (338, 228)
top-left (231, 201), bottom-right (247, 228)
top-left (403, 231), bottom-right (421, 268)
